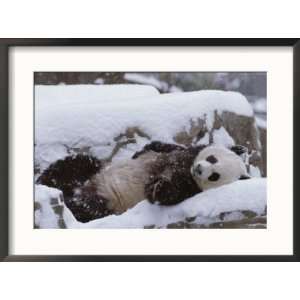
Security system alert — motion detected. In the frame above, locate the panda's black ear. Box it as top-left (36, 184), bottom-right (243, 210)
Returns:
top-left (239, 174), bottom-right (251, 180)
top-left (230, 145), bottom-right (248, 156)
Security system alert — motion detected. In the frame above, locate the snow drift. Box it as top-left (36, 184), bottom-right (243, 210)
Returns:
top-left (36, 85), bottom-right (253, 147)
top-left (35, 84), bottom-right (257, 172)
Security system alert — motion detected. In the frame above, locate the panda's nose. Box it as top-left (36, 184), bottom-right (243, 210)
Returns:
top-left (194, 164), bottom-right (202, 175)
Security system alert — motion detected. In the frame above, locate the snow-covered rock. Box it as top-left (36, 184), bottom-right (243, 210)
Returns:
top-left (253, 98), bottom-right (267, 114)
top-left (36, 178), bottom-right (266, 229)
top-left (35, 86), bottom-right (263, 174)
top-left (35, 84), bottom-right (159, 105)
top-left (35, 184), bottom-right (79, 229)
top-left (35, 185), bottom-right (66, 228)
top-left (35, 84), bottom-right (159, 171)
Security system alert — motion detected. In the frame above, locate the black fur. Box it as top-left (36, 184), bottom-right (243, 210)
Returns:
top-left (37, 154), bottom-right (104, 222)
top-left (230, 145), bottom-right (248, 156)
top-left (68, 185), bottom-right (112, 223)
top-left (239, 174), bottom-right (251, 180)
top-left (132, 141), bottom-right (185, 159)
top-left (37, 154), bottom-right (102, 197)
top-left (206, 155), bottom-right (218, 164)
top-left (144, 146), bottom-right (205, 205)
top-left (208, 172), bottom-right (220, 181)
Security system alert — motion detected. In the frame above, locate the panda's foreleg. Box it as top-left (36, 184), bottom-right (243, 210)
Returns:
top-left (132, 141), bottom-right (185, 159)
top-left (145, 176), bottom-right (183, 206)
top-left (145, 172), bottom-right (201, 206)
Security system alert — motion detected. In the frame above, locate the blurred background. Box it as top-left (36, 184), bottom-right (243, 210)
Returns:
top-left (34, 72), bottom-right (267, 122)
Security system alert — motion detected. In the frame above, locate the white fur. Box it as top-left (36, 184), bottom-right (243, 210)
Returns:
top-left (191, 146), bottom-right (248, 191)
top-left (92, 151), bottom-right (158, 214)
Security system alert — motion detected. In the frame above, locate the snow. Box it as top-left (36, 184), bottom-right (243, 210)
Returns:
top-left (195, 132), bottom-right (209, 146)
top-left (35, 144), bottom-right (70, 172)
top-left (63, 178), bottom-right (266, 229)
top-left (228, 78), bottom-right (241, 89)
top-left (35, 86), bottom-right (253, 170)
top-left (94, 78), bottom-right (104, 84)
top-left (35, 185), bottom-right (63, 228)
top-left (169, 85), bottom-right (183, 93)
top-left (253, 98), bottom-right (267, 113)
top-left (35, 184), bottom-right (78, 228)
top-left (212, 127), bottom-right (235, 147)
top-left (35, 84), bottom-right (159, 105)
top-left (249, 165), bottom-right (262, 177)
top-left (35, 84), bottom-right (159, 170)
top-left (36, 178), bottom-right (266, 229)
top-left (124, 73), bottom-right (169, 91)
top-left (256, 117), bottom-right (267, 129)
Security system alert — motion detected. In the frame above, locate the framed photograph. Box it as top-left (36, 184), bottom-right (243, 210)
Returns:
top-left (0, 39), bottom-right (299, 261)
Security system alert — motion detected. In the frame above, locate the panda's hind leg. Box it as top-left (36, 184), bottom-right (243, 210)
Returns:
top-left (37, 154), bottom-right (102, 197)
top-left (37, 154), bottom-right (111, 223)
top-left (67, 191), bottom-right (111, 223)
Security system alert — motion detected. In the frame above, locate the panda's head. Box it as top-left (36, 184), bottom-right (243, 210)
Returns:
top-left (191, 145), bottom-right (250, 191)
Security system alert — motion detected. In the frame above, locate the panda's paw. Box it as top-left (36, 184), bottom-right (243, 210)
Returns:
top-left (132, 141), bottom-right (185, 159)
top-left (145, 176), bottom-right (177, 205)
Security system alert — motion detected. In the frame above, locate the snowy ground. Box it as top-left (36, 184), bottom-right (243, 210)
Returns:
top-left (34, 84), bottom-right (266, 229)
top-left (35, 178), bottom-right (266, 229)
top-left (253, 98), bottom-right (267, 129)
top-left (76, 178), bottom-right (266, 228)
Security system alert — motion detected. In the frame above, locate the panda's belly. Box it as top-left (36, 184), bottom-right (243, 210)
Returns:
top-left (95, 153), bottom-right (158, 214)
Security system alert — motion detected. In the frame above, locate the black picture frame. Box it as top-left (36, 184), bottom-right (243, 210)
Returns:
top-left (0, 38), bottom-right (299, 262)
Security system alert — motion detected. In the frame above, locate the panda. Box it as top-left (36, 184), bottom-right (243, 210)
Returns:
top-left (37, 141), bottom-right (250, 223)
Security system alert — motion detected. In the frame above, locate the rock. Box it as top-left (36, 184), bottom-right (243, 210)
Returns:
top-left (163, 212), bottom-right (267, 229)
top-left (205, 216), bottom-right (266, 229)
top-left (258, 127), bottom-right (267, 176)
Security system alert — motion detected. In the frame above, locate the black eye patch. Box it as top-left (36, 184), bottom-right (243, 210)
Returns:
top-left (206, 155), bottom-right (218, 164)
top-left (208, 172), bottom-right (220, 181)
